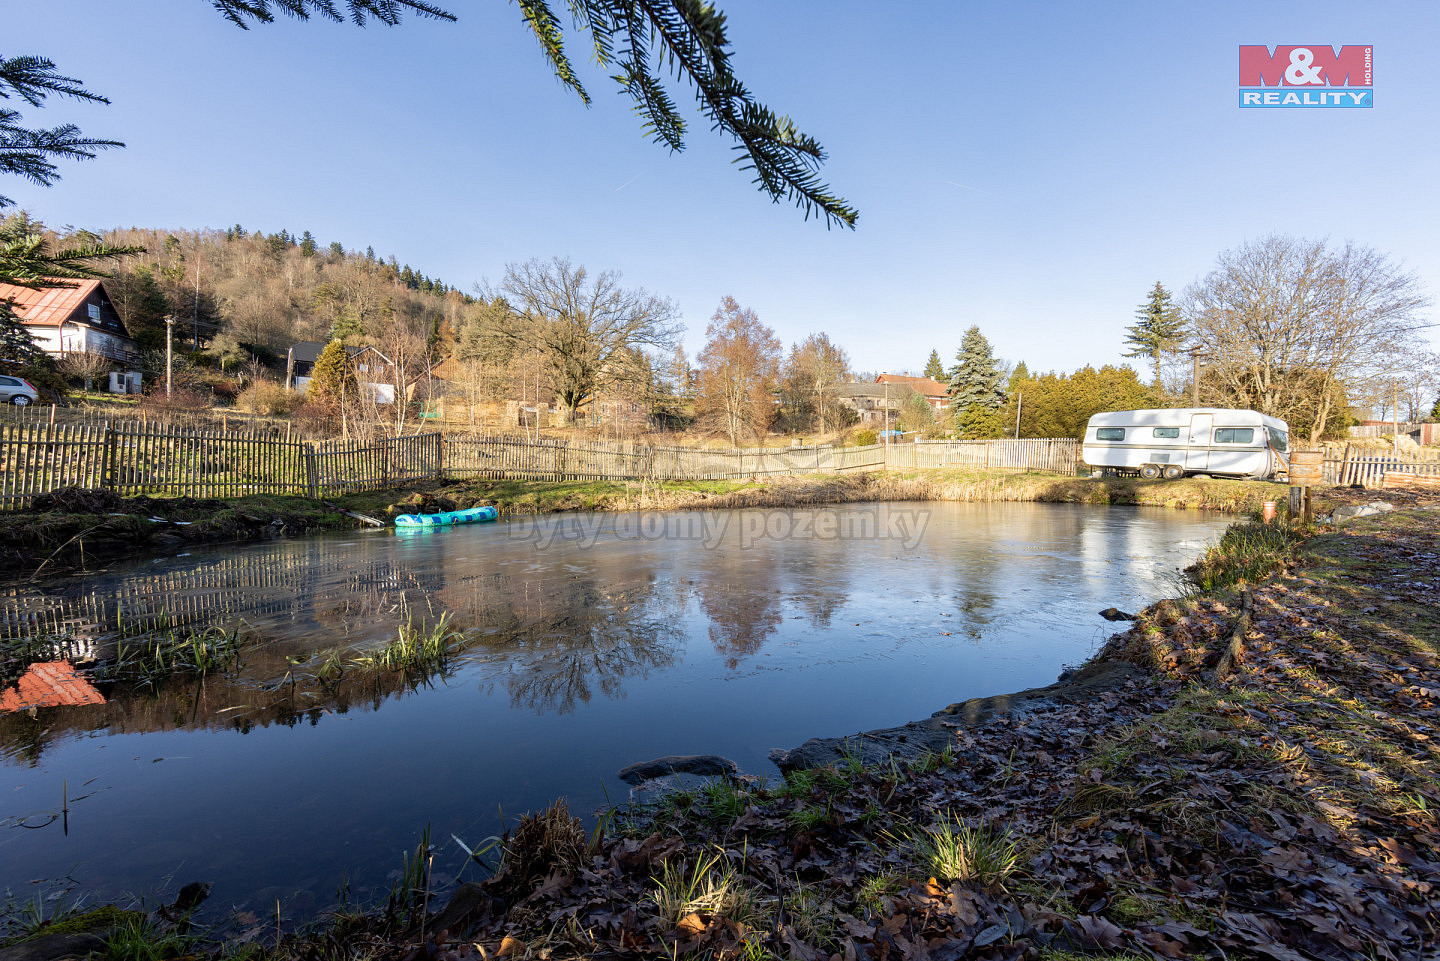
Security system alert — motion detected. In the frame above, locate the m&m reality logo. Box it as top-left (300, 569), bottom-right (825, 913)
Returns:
top-left (1239, 45), bottom-right (1372, 108)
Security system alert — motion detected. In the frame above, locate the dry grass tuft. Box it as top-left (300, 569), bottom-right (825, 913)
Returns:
top-left (494, 800), bottom-right (588, 898)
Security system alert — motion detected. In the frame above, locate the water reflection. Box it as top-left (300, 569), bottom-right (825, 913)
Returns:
top-left (0, 502), bottom-right (1232, 922)
top-left (0, 503), bottom-right (1226, 758)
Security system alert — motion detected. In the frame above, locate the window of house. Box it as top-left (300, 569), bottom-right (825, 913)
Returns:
top-left (1152, 427), bottom-right (1180, 438)
top-left (1214, 428), bottom-right (1255, 444)
top-left (1095, 427), bottom-right (1125, 441)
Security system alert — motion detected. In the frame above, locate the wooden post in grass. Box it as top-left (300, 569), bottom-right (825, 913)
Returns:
top-left (1289, 449), bottom-right (1324, 525)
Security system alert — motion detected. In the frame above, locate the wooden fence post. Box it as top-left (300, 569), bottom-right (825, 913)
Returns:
top-left (101, 424), bottom-right (117, 492)
top-left (305, 443), bottom-right (319, 499)
top-left (434, 433), bottom-right (445, 481)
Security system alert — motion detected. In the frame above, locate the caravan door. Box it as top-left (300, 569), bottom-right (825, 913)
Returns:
top-left (1186, 413), bottom-right (1213, 470)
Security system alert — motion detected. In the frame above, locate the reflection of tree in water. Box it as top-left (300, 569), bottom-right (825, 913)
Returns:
top-left (0, 712), bottom-right (53, 767)
top-left (695, 549), bottom-right (783, 669)
top-left (471, 579), bottom-right (683, 715)
top-left (780, 535), bottom-right (855, 631)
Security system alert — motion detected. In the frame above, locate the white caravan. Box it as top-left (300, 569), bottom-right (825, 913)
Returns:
top-left (1083, 408), bottom-right (1290, 480)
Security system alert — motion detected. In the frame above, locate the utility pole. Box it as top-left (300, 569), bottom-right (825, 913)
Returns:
top-left (164, 315), bottom-right (174, 396)
top-left (1014, 391), bottom-right (1023, 439)
top-left (193, 254), bottom-right (202, 349)
top-left (1188, 348), bottom-right (1206, 407)
top-left (1394, 377), bottom-right (1401, 453)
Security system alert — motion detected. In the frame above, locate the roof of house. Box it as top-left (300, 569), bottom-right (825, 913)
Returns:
top-left (0, 279), bottom-right (105, 327)
top-left (289, 341), bottom-right (391, 365)
top-left (836, 382), bottom-right (890, 399)
top-left (875, 374), bottom-right (950, 397)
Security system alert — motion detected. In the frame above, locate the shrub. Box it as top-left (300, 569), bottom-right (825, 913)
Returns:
top-left (137, 388), bottom-right (210, 414)
top-left (292, 397), bottom-right (340, 436)
top-left (208, 378), bottom-right (241, 403)
top-left (236, 380), bottom-right (295, 415)
top-left (852, 428), bottom-right (878, 447)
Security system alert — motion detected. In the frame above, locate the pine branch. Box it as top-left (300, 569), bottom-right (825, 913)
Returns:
top-left (210, 0), bottom-right (455, 28)
top-left (515, 0), bottom-right (592, 105)
top-left (634, 0), bottom-right (856, 227)
top-left (528, 0), bottom-right (857, 227)
top-left (1, 116), bottom-right (124, 185)
top-left (0, 215), bottom-right (143, 289)
top-left (0, 56), bottom-right (112, 108)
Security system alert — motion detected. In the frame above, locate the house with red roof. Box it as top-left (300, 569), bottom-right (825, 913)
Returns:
top-left (0, 279), bottom-right (140, 365)
top-left (874, 374), bottom-right (951, 414)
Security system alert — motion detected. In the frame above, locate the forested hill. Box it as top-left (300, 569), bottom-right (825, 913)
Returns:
top-left (89, 224), bottom-right (476, 362)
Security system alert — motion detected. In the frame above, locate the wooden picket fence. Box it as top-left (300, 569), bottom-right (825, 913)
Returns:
top-left (0, 423), bottom-right (1082, 508)
top-left (1324, 447), bottom-right (1440, 487)
top-left (889, 438), bottom-right (1081, 473)
top-left (441, 433), bottom-right (890, 482)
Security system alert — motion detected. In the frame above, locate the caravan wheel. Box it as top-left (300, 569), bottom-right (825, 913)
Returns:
top-left (1139, 464), bottom-right (1161, 480)
top-left (1163, 465), bottom-right (1184, 480)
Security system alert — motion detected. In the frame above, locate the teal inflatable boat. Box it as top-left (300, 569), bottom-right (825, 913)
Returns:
top-left (394, 506), bottom-right (499, 529)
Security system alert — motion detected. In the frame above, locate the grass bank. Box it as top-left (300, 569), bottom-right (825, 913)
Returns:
top-left (399, 470), bottom-right (1288, 517)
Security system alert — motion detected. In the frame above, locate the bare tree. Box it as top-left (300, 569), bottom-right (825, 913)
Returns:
top-left (696, 296), bottom-right (781, 445)
top-left (58, 350), bottom-right (112, 392)
top-left (496, 258), bottom-right (681, 424)
top-left (780, 332), bottom-right (851, 433)
top-left (1392, 350), bottom-right (1440, 422)
top-left (1184, 236), bottom-right (1429, 441)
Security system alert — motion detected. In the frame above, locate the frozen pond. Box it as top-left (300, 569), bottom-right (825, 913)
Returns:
top-left (0, 501), bottom-right (1230, 921)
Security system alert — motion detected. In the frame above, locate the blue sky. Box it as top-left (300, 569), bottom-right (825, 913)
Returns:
top-left (8, 1), bottom-right (1437, 375)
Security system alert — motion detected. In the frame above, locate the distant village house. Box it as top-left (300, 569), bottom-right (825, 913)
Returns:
top-left (284, 341), bottom-right (399, 404)
top-left (836, 374), bottom-right (951, 425)
top-left (874, 374), bottom-right (950, 414)
top-left (0, 279), bottom-right (140, 366)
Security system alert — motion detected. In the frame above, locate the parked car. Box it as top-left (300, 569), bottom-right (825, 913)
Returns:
top-left (0, 374), bottom-right (39, 406)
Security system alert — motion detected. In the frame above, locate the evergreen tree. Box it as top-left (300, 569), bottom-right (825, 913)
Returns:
top-left (327, 240), bottom-right (344, 258)
top-left (1123, 282), bottom-right (1186, 387)
top-left (946, 325), bottom-right (1006, 438)
top-left (1009, 361), bottom-right (1029, 389)
top-left (109, 264), bottom-right (171, 350)
top-left (364, 246), bottom-right (375, 262)
top-left (0, 304), bottom-right (41, 367)
top-left (307, 339), bottom-right (355, 403)
top-left (299, 230), bottom-right (317, 257)
top-left (923, 348), bottom-right (945, 381)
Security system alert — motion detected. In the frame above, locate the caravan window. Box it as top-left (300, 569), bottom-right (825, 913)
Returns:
top-left (1214, 428), bottom-right (1255, 444)
top-left (1267, 427), bottom-right (1288, 452)
top-left (1152, 427), bottom-right (1180, 439)
top-left (1095, 427), bottom-right (1125, 441)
